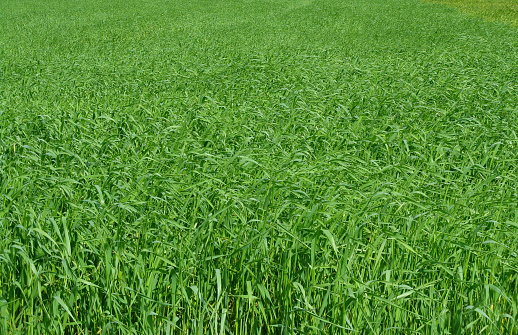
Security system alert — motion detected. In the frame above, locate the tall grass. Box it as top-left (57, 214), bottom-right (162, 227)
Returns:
top-left (1, 0), bottom-right (517, 333)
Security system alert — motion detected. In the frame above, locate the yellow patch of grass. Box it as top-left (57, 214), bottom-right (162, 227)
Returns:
top-left (427, 0), bottom-right (518, 25)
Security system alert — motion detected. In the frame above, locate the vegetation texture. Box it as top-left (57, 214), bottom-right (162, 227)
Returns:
top-left (426, 0), bottom-right (518, 25)
top-left (1, 0), bottom-right (518, 333)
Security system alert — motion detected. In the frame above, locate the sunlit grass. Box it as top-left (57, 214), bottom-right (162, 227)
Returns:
top-left (1, 0), bottom-right (518, 333)
top-left (425, 0), bottom-right (518, 25)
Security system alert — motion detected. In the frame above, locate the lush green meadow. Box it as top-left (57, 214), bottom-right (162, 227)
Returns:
top-left (427, 0), bottom-right (518, 25)
top-left (1, 0), bottom-right (518, 333)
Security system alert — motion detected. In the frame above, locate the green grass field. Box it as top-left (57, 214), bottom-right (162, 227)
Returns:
top-left (427, 0), bottom-right (518, 25)
top-left (1, 0), bottom-right (518, 333)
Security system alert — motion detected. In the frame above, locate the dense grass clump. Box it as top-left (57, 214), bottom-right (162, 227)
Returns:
top-left (1, 0), bottom-right (518, 333)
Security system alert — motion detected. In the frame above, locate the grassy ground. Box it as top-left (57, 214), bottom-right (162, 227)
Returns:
top-left (426, 0), bottom-right (518, 25)
top-left (1, 0), bottom-right (518, 333)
